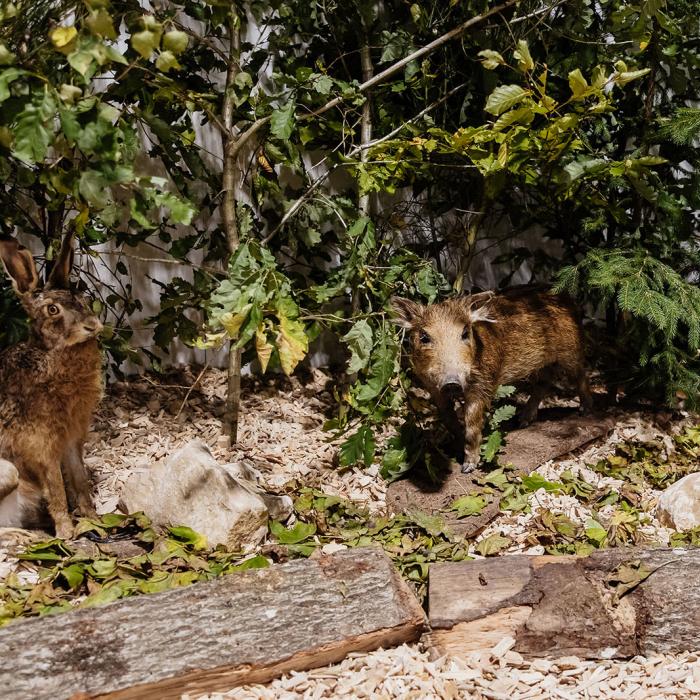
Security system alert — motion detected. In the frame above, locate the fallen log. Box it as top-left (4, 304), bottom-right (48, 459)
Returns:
top-left (425, 547), bottom-right (700, 660)
top-left (387, 413), bottom-right (616, 538)
top-left (0, 547), bottom-right (426, 700)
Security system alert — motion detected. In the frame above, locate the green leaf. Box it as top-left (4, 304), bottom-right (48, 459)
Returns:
top-left (155, 51), bottom-right (181, 73)
top-left (79, 169), bottom-right (110, 208)
top-left (339, 424), bottom-right (375, 467)
top-left (485, 85), bottom-right (529, 116)
top-left (568, 69), bottom-right (589, 99)
top-left (475, 533), bottom-right (512, 556)
top-left (0, 43), bottom-right (14, 65)
top-left (521, 473), bottom-right (563, 493)
top-left (270, 520), bottom-right (316, 544)
top-left (613, 67), bottom-right (650, 87)
top-left (59, 564), bottom-right (85, 589)
top-left (481, 430), bottom-right (503, 463)
top-left (228, 554), bottom-right (269, 572)
top-left (478, 49), bottom-right (504, 70)
top-left (276, 311), bottom-right (308, 375)
top-left (86, 9), bottom-right (117, 39)
top-left (50, 26), bottom-right (77, 50)
top-left (342, 319), bottom-right (373, 374)
top-left (513, 40), bottom-right (534, 72)
top-left (494, 385), bottom-right (516, 399)
top-left (490, 404), bottom-right (516, 428)
top-left (162, 30), bottom-right (189, 54)
top-left (585, 518), bottom-right (607, 546)
top-left (450, 494), bottom-right (488, 517)
top-left (270, 99), bottom-right (296, 141)
top-left (13, 93), bottom-right (55, 163)
top-left (132, 30), bottom-right (158, 59)
top-left (167, 526), bottom-right (208, 549)
top-left (0, 67), bottom-right (26, 103)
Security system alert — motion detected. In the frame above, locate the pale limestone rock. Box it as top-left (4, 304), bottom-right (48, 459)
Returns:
top-left (120, 440), bottom-right (290, 549)
top-left (657, 473), bottom-right (700, 531)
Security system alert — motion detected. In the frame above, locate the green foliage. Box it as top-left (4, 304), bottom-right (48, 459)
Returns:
top-left (0, 0), bottom-right (697, 467)
top-left (290, 488), bottom-right (472, 601)
top-left (480, 385), bottom-right (516, 465)
top-left (0, 512), bottom-right (268, 627)
top-left (204, 241), bottom-right (308, 375)
top-left (556, 250), bottom-right (700, 405)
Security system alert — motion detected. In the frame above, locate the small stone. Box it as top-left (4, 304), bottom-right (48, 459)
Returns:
top-left (321, 543), bottom-right (348, 555)
top-left (656, 473), bottom-right (700, 531)
top-left (120, 440), bottom-right (270, 550)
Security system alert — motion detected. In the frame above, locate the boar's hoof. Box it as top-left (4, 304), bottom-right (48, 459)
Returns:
top-left (460, 461), bottom-right (479, 474)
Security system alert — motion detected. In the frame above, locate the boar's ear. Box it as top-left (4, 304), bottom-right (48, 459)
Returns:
top-left (389, 296), bottom-right (424, 329)
top-left (467, 290), bottom-right (497, 324)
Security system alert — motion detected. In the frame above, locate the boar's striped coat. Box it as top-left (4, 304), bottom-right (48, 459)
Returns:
top-left (391, 287), bottom-right (592, 473)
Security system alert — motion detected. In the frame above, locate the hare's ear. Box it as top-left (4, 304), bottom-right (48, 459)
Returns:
top-left (389, 296), bottom-right (424, 329)
top-left (467, 290), bottom-right (497, 324)
top-left (46, 232), bottom-right (75, 290)
top-left (0, 238), bottom-right (40, 295)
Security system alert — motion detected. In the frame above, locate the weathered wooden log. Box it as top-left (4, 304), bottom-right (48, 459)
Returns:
top-left (426, 547), bottom-right (700, 659)
top-left (0, 547), bottom-right (426, 700)
top-left (387, 413), bottom-right (616, 538)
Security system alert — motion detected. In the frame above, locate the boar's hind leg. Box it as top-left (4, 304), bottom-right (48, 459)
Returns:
top-left (520, 373), bottom-right (551, 427)
top-left (576, 369), bottom-right (593, 414)
top-left (461, 394), bottom-right (491, 474)
top-left (560, 355), bottom-right (593, 414)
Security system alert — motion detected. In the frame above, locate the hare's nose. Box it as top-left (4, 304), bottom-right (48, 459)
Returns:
top-left (84, 319), bottom-right (103, 334)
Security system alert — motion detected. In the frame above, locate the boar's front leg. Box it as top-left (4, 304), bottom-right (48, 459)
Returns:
top-left (433, 392), bottom-right (465, 460)
top-left (461, 389), bottom-right (493, 474)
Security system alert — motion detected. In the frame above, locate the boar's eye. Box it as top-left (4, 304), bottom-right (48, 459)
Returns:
top-left (419, 330), bottom-right (431, 345)
top-left (461, 326), bottom-right (470, 341)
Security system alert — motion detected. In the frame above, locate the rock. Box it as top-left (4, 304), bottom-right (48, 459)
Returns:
top-left (221, 459), bottom-right (294, 521)
top-left (120, 440), bottom-right (289, 550)
top-left (657, 473), bottom-right (700, 531)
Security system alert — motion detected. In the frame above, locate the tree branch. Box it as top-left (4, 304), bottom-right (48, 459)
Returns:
top-left (226, 0), bottom-right (517, 161)
top-left (262, 82), bottom-right (468, 244)
top-left (221, 14), bottom-right (243, 446)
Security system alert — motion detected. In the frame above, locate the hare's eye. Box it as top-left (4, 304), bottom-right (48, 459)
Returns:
top-left (419, 331), bottom-right (431, 345)
top-left (47, 304), bottom-right (60, 316)
top-left (461, 326), bottom-right (470, 341)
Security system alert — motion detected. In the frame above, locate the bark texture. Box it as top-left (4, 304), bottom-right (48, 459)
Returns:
top-left (0, 548), bottom-right (425, 700)
top-left (426, 547), bottom-right (700, 659)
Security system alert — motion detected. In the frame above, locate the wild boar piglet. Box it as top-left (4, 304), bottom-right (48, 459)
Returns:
top-left (391, 288), bottom-right (592, 473)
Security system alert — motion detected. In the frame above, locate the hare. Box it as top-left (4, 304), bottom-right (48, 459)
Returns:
top-left (0, 234), bottom-right (103, 538)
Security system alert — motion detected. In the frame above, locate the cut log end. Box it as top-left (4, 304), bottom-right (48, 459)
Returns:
top-left (426, 548), bottom-right (700, 660)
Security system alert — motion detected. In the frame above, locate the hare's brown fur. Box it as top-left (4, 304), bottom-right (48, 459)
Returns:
top-left (0, 236), bottom-right (103, 537)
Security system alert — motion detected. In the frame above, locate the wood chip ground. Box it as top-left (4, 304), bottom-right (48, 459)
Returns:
top-left (2, 367), bottom-right (698, 699)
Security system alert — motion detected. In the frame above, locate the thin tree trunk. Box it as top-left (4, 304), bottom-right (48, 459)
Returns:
top-left (351, 36), bottom-right (374, 319)
top-left (221, 19), bottom-right (242, 445)
top-left (357, 38), bottom-right (373, 218)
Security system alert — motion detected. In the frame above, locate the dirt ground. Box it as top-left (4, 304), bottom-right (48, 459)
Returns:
top-left (4, 367), bottom-right (700, 698)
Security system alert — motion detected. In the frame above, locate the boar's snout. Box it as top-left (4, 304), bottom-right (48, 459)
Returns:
top-left (439, 377), bottom-right (464, 398)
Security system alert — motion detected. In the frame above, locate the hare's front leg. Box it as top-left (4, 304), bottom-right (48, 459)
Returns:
top-left (0, 459), bottom-right (18, 500)
top-left (42, 460), bottom-right (73, 539)
top-left (62, 443), bottom-right (96, 517)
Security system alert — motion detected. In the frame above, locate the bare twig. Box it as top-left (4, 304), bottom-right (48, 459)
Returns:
top-left (263, 82), bottom-right (468, 244)
top-left (225, 0), bottom-right (517, 164)
top-left (221, 14), bottom-right (243, 446)
top-left (175, 363), bottom-right (210, 419)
